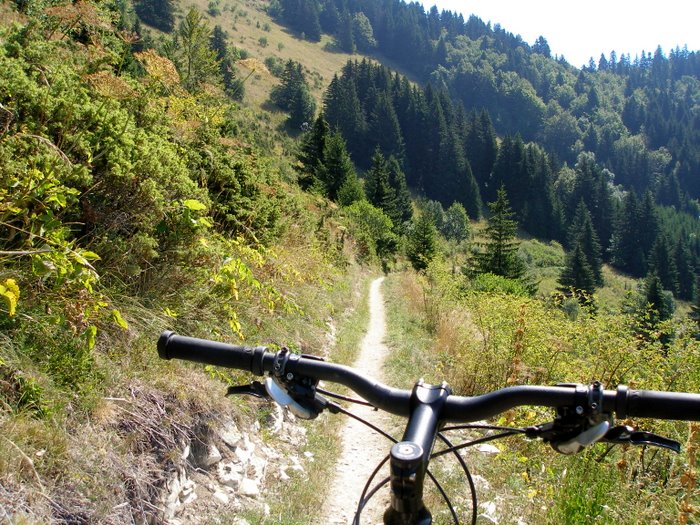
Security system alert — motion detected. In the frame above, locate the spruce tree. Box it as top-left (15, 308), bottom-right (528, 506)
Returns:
top-left (174, 8), bottom-right (221, 92)
top-left (135, 0), bottom-right (176, 32)
top-left (337, 11), bottom-right (355, 53)
top-left (675, 240), bottom-right (696, 301)
top-left (649, 235), bottom-right (679, 296)
top-left (406, 213), bottom-right (438, 272)
top-left (387, 156), bottom-right (413, 226)
top-left (568, 201), bottom-right (604, 285)
top-left (320, 132), bottom-right (355, 201)
top-left (474, 186), bottom-right (526, 280)
top-left (297, 113), bottom-right (329, 189)
top-left (558, 242), bottom-right (597, 300)
top-left (642, 272), bottom-right (675, 336)
top-left (365, 148), bottom-right (395, 216)
top-left (367, 93), bottom-right (404, 162)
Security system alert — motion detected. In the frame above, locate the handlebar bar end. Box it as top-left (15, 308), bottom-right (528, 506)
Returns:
top-left (158, 331), bottom-right (176, 360)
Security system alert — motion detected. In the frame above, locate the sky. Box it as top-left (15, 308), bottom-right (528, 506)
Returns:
top-left (418, 1), bottom-right (700, 68)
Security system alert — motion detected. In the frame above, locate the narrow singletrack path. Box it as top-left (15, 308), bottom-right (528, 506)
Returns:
top-left (319, 277), bottom-right (393, 525)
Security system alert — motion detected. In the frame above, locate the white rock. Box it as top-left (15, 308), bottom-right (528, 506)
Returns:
top-left (240, 478), bottom-right (260, 497)
top-left (220, 423), bottom-right (243, 448)
top-left (217, 461), bottom-right (243, 489)
top-left (235, 444), bottom-right (253, 464)
top-left (213, 490), bottom-right (230, 504)
top-left (477, 443), bottom-right (501, 454)
top-left (200, 444), bottom-right (223, 468)
top-left (479, 500), bottom-right (499, 524)
top-left (471, 474), bottom-right (491, 490)
top-left (286, 454), bottom-right (304, 473)
top-left (180, 479), bottom-right (196, 498)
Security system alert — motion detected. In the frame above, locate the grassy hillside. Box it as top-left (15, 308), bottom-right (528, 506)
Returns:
top-left (383, 268), bottom-right (700, 524)
top-left (0, 1), bottom-right (377, 521)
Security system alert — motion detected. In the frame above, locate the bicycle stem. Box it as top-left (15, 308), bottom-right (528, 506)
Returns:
top-left (384, 380), bottom-right (451, 525)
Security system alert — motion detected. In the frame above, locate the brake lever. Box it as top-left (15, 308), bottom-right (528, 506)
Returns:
top-left (603, 425), bottom-right (681, 453)
top-left (226, 381), bottom-right (269, 398)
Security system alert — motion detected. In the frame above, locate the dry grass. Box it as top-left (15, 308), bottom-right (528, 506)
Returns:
top-left (185, 0), bottom-right (355, 104)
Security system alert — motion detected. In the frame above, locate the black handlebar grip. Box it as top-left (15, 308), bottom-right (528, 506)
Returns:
top-left (626, 389), bottom-right (700, 421)
top-left (157, 331), bottom-right (270, 375)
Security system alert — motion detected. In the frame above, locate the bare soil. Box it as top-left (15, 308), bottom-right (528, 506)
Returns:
top-left (319, 277), bottom-right (394, 525)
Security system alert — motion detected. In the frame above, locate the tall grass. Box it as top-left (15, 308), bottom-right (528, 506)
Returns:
top-left (383, 262), bottom-right (700, 524)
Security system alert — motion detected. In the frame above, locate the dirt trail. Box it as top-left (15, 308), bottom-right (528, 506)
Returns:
top-left (319, 277), bottom-right (394, 525)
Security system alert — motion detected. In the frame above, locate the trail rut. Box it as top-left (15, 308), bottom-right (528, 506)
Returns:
top-left (319, 277), bottom-right (393, 525)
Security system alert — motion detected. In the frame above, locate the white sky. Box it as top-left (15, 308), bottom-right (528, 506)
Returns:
top-left (419, 1), bottom-right (700, 68)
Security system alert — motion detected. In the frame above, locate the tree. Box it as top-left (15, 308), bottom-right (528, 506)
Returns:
top-left (343, 200), bottom-right (397, 264)
top-left (674, 240), bottom-right (695, 301)
top-left (337, 11), bottom-right (355, 53)
top-left (533, 36), bottom-right (551, 57)
top-left (367, 92), bottom-right (404, 162)
top-left (271, 60), bottom-right (316, 128)
top-left (649, 235), bottom-right (679, 296)
top-left (135, 0), bottom-right (176, 32)
top-left (365, 148), bottom-right (395, 215)
top-left (210, 25), bottom-right (244, 99)
top-left (173, 8), bottom-right (221, 92)
top-left (473, 186), bottom-right (526, 280)
top-left (352, 12), bottom-right (377, 52)
top-left (443, 202), bottom-right (470, 243)
top-left (297, 113), bottom-right (329, 189)
top-left (387, 157), bottom-right (413, 227)
top-left (406, 213), bottom-right (438, 271)
top-left (641, 271), bottom-right (675, 337)
top-left (319, 132), bottom-right (355, 201)
top-left (288, 85), bottom-right (316, 129)
top-left (567, 201), bottom-right (603, 285)
top-left (558, 243), bottom-right (597, 301)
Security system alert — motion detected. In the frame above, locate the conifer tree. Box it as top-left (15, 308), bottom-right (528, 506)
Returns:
top-left (297, 113), bottom-right (329, 189)
top-left (465, 109), bottom-right (498, 191)
top-left (568, 201), bottom-right (603, 285)
top-left (174, 8), bottom-right (221, 92)
top-left (474, 186), bottom-right (526, 280)
top-left (674, 240), bottom-right (696, 301)
top-left (210, 25), bottom-right (244, 99)
top-left (367, 92), bottom-right (404, 162)
top-left (406, 213), bottom-right (438, 271)
top-left (642, 271), bottom-right (675, 332)
top-left (365, 148), bottom-right (395, 215)
top-left (135, 0), bottom-right (176, 32)
top-left (271, 60), bottom-right (316, 128)
top-left (689, 275), bottom-right (700, 331)
top-left (337, 11), bottom-right (355, 53)
top-left (387, 156), bottom-right (413, 226)
top-left (610, 192), bottom-right (647, 276)
top-left (320, 132), bottom-right (355, 201)
top-left (558, 242), bottom-right (597, 300)
top-left (649, 235), bottom-right (679, 296)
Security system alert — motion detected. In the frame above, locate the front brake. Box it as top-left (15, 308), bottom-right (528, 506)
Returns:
top-left (603, 425), bottom-right (681, 453)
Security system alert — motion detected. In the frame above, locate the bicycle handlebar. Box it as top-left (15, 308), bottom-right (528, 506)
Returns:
top-left (157, 331), bottom-right (700, 423)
